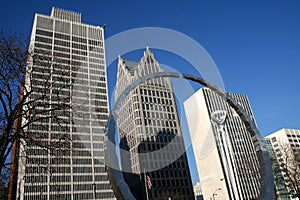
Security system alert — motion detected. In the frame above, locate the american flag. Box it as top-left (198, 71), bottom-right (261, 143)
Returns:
top-left (146, 175), bottom-right (152, 189)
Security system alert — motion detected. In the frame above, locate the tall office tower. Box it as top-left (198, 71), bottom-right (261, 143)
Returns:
top-left (16, 8), bottom-right (115, 200)
top-left (184, 88), bottom-right (261, 200)
top-left (265, 128), bottom-right (300, 199)
top-left (114, 48), bottom-right (194, 199)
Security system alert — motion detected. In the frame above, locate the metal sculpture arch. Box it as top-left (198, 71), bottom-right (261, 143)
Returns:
top-left (105, 72), bottom-right (274, 200)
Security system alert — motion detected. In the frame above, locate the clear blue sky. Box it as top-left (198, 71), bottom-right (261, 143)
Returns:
top-left (1, 0), bottom-right (299, 184)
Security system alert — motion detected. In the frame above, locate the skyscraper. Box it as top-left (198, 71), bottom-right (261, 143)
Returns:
top-left (114, 48), bottom-right (194, 199)
top-left (16, 8), bottom-right (115, 200)
top-left (265, 128), bottom-right (300, 199)
top-left (184, 88), bottom-right (261, 200)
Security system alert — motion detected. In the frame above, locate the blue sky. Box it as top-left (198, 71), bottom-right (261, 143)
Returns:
top-left (1, 0), bottom-right (299, 184)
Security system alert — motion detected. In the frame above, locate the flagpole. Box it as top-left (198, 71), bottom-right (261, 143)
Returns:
top-left (144, 168), bottom-right (150, 200)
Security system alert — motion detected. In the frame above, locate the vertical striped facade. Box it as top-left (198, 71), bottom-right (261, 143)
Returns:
top-left (16, 8), bottom-right (115, 200)
top-left (184, 88), bottom-right (260, 200)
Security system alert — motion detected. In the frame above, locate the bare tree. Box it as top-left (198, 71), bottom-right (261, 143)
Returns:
top-left (277, 143), bottom-right (300, 199)
top-left (0, 32), bottom-right (72, 187)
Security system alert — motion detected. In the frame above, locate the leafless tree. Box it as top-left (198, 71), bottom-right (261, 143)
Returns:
top-left (276, 143), bottom-right (300, 199)
top-left (0, 32), bottom-right (73, 187)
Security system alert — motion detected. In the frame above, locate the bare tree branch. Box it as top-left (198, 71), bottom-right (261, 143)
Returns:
top-left (0, 32), bottom-right (75, 186)
top-left (275, 142), bottom-right (300, 198)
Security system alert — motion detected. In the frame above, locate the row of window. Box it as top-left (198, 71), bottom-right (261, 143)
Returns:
top-left (141, 103), bottom-right (175, 113)
top-left (36, 29), bottom-right (103, 46)
top-left (151, 187), bottom-right (192, 198)
top-left (71, 64), bottom-right (106, 73)
top-left (142, 111), bottom-right (176, 120)
top-left (140, 89), bottom-right (171, 98)
top-left (35, 45), bottom-right (104, 60)
top-left (24, 183), bottom-right (111, 194)
top-left (141, 96), bottom-right (173, 105)
top-left (35, 38), bottom-right (104, 58)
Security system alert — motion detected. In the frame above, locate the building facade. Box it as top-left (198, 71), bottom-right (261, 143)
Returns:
top-left (16, 8), bottom-right (115, 200)
top-left (184, 88), bottom-right (261, 200)
top-left (265, 128), bottom-right (300, 199)
top-left (114, 48), bottom-right (194, 199)
top-left (193, 182), bottom-right (203, 200)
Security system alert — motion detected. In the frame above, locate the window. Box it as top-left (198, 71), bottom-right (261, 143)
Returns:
top-left (55, 32), bottom-right (70, 40)
top-left (36, 36), bottom-right (52, 44)
top-left (36, 29), bottom-right (53, 37)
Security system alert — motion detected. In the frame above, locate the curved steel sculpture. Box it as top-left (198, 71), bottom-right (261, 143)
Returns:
top-left (105, 72), bottom-right (274, 200)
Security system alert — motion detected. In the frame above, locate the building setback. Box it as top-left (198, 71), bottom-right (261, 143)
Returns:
top-left (184, 88), bottom-right (261, 200)
top-left (114, 48), bottom-right (194, 199)
top-left (16, 8), bottom-right (115, 200)
top-left (265, 128), bottom-right (300, 199)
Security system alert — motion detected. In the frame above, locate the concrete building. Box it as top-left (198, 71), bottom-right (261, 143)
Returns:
top-left (265, 128), bottom-right (300, 199)
top-left (184, 88), bottom-right (260, 200)
top-left (193, 182), bottom-right (203, 200)
top-left (16, 8), bottom-right (115, 200)
top-left (114, 48), bottom-right (194, 199)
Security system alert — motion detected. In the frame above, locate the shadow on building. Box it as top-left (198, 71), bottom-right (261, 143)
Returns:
top-left (120, 130), bottom-right (194, 200)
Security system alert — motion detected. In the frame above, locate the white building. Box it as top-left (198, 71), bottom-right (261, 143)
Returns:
top-left (265, 128), bottom-right (300, 199)
top-left (16, 8), bottom-right (115, 200)
top-left (184, 88), bottom-right (260, 200)
top-left (193, 182), bottom-right (203, 200)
